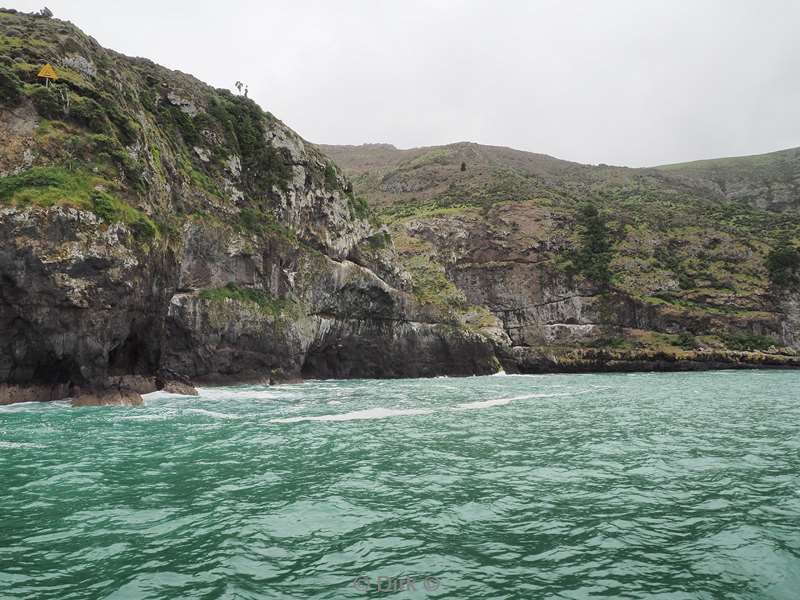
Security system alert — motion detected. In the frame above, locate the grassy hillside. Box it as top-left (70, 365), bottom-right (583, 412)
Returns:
top-left (656, 146), bottom-right (800, 212)
top-left (322, 142), bottom-right (800, 355)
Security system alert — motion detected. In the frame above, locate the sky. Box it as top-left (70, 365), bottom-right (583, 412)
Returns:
top-left (9, 0), bottom-right (800, 166)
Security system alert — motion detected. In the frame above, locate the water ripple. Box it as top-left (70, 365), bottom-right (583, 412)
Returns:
top-left (0, 370), bottom-right (799, 598)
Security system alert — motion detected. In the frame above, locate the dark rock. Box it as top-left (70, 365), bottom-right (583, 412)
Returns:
top-left (102, 375), bottom-right (158, 395)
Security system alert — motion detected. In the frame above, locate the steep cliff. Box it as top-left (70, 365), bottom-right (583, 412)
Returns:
top-left (321, 142), bottom-right (800, 372)
top-left (0, 10), bottom-right (500, 404)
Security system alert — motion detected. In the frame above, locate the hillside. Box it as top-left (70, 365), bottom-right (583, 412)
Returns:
top-left (321, 141), bottom-right (800, 370)
top-left (0, 10), bottom-right (501, 405)
top-left (657, 147), bottom-right (800, 212)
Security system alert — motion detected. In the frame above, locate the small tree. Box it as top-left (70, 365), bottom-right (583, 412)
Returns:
top-left (766, 242), bottom-right (800, 289)
top-left (234, 81), bottom-right (249, 97)
top-left (573, 203), bottom-right (614, 289)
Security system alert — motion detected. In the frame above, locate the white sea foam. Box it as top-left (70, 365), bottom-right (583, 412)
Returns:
top-left (455, 397), bottom-right (515, 409)
top-left (492, 370), bottom-right (507, 376)
top-left (327, 400), bottom-right (343, 405)
top-left (271, 407), bottom-right (432, 424)
top-left (118, 414), bottom-right (167, 421)
top-left (455, 392), bottom-right (561, 410)
top-left (185, 408), bottom-right (240, 420)
top-left (197, 387), bottom-right (287, 401)
top-left (0, 441), bottom-right (46, 449)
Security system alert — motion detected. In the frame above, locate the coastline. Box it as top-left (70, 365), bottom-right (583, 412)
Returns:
top-left (1, 348), bottom-right (798, 406)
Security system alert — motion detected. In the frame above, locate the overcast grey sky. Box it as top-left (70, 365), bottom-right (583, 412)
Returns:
top-left (11, 0), bottom-right (800, 166)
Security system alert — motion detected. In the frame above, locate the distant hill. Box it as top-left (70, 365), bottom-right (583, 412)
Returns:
top-left (656, 147), bottom-right (800, 212)
top-left (320, 141), bottom-right (800, 369)
top-left (320, 142), bottom-right (800, 213)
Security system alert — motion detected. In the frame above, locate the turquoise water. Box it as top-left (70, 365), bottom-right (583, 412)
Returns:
top-left (1, 371), bottom-right (799, 599)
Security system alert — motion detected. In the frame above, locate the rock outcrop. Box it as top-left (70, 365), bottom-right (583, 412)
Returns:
top-left (0, 11), bottom-right (500, 404)
top-left (71, 388), bottom-right (144, 407)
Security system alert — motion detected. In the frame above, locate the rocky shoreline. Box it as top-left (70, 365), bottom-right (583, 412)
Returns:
top-left (2, 348), bottom-right (797, 407)
top-left (1, 11), bottom-right (798, 407)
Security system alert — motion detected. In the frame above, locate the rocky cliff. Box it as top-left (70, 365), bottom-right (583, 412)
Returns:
top-left (2, 11), bottom-right (798, 407)
top-left (321, 142), bottom-right (800, 372)
top-left (0, 10), bottom-right (500, 404)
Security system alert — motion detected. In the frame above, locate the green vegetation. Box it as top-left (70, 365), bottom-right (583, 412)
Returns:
top-left (589, 336), bottom-right (627, 349)
top-left (766, 242), bottom-right (800, 289)
top-left (0, 62), bottom-right (22, 103)
top-left (403, 255), bottom-right (466, 308)
top-left (208, 93), bottom-right (291, 197)
top-left (324, 162), bottom-right (338, 190)
top-left (0, 167), bottom-right (157, 239)
top-left (573, 203), bottom-right (614, 288)
top-left (721, 332), bottom-right (777, 352)
top-left (237, 206), bottom-right (297, 243)
top-left (674, 332), bottom-right (696, 350)
top-left (200, 283), bottom-right (291, 316)
top-left (365, 229), bottom-right (391, 250)
top-left (379, 202), bottom-right (474, 223)
top-left (69, 94), bottom-right (111, 133)
top-left (346, 192), bottom-right (370, 219)
top-left (325, 141), bottom-right (800, 356)
top-left (26, 84), bottom-right (64, 118)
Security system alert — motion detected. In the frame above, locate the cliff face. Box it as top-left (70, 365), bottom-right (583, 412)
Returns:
top-left (321, 142), bottom-right (800, 372)
top-left (0, 11), bottom-right (500, 404)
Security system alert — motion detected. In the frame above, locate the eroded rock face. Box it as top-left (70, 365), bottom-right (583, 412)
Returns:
top-left (160, 223), bottom-right (501, 384)
top-left (0, 206), bottom-right (168, 394)
top-left (0, 11), bottom-right (502, 403)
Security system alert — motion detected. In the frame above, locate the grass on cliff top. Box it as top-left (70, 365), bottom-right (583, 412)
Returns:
top-left (200, 283), bottom-right (292, 316)
top-left (0, 167), bottom-right (158, 239)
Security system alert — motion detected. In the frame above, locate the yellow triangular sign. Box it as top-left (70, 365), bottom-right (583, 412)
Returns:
top-left (37, 63), bottom-right (58, 80)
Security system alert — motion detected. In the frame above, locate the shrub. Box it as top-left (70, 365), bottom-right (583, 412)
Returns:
top-left (573, 203), bottom-right (614, 288)
top-left (208, 93), bottom-right (291, 196)
top-left (766, 243), bottom-right (800, 289)
top-left (324, 162), bottom-right (338, 190)
top-left (0, 62), bottom-right (22, 103)
top-left (674, 332), bottom-right (696, 349)
top-left (404, 254), bottom-right (465, 308)
top-left (161, 104), bottom-right (199, 146)
top-left (27, 84), bottom-right (64, 118)
top-left (721, 332), bottom-right (777, 352)
top-left (347, 193), bottom-right (370, 219)
top-left (70, 95), bottom-right (110, 133)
